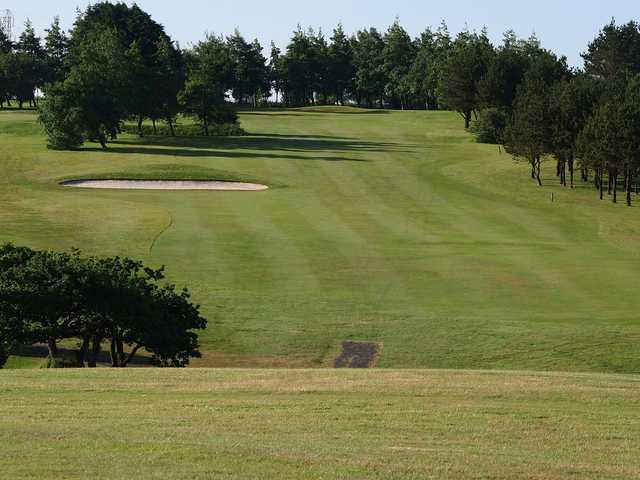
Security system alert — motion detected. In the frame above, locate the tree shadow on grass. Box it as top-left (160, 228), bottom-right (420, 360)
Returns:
top-left (241, 109), bottom-right (391, 116)
top-left (82, 146), bottom-right (370, 162)
top-left (82, 133), bottom-right (412, 161)
top-left (12, 344), bottom-right (153, 367)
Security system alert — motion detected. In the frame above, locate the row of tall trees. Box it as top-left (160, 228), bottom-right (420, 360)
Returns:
top-left (3, 8), bottom-right (545, 117)
top-left (11, 3), bottom-right (261, 149)
top-left (503, 20), bottom-right (640, 206)
top-left (0, 18), bottom-right (68, 108)
top-left (4, 3), bottom-right (640, 193)
top-left (0, 244), bottom-right (206, 368)
top-left (269, 21), bottom-right (454, 109)
top-left (38, 3), bottom-right (252, 149)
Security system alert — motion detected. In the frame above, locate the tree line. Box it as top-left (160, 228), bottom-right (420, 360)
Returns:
top-left (0, 244), bottom-right (206, 368)
top-left (2, 3), bottom-right (640, 203)
top-left (502, 21), bottom-right (640, 206)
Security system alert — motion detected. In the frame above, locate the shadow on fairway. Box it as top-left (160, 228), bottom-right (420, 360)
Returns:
top-left (82, 133), bottom-right (411, 161)
top-left (12, 344), bottom-right (153, 367)
top-left (241, 109), bottom-right (391, 116)
top-left (82, 146), bottom-right (370, 162)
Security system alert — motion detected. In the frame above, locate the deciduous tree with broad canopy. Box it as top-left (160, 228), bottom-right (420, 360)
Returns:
top-left (0, 244), bottom-right (207, 368)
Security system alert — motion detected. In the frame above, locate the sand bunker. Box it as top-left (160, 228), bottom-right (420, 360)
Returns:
top-left (61, 179), bottom-right (269, 191)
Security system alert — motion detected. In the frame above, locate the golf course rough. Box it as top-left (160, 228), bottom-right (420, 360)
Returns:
top-left (0, 369), bottom-right (639, 479)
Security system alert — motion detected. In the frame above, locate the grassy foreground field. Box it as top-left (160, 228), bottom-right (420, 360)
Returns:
top-left (0, 369), bottom-right (638, 479)
top-left (2, 107), bottom-right (640, 371)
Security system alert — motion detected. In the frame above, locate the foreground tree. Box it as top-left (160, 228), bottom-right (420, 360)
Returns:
top-left (0, 244), bottom-right (207, 368)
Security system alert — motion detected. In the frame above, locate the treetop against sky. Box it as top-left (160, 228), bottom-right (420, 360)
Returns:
top-left (2, 0), bottom-right (638, 67)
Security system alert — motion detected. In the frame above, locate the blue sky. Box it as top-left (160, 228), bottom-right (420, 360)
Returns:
top-left (2, 0), bottom-right (638, 67)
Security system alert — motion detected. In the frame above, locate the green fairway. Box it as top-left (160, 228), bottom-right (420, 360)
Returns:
top-left (1, 107), bottom-right (640, 372)
top-left (0, 369), bottom-right (638, 479)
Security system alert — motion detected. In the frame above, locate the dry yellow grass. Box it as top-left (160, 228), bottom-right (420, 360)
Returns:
top-left (0, 369), bottom-right (638, 479)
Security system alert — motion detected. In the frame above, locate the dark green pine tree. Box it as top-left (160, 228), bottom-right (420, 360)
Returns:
top-left (440, 29), bottom-right (494, 128)
top-left (352, 27), bottom-right (386, 107)
top-left (327, 24), bottom-right (354, 106)
top-left (44, 16), bottom-right (69, 84)
top-left (382, 19), bottom-right (415, 109)
top-left (504, 75), bottom-right (552, 186)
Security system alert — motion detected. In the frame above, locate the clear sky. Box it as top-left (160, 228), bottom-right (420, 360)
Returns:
top-left (1, 0), bottom-right (638, 67)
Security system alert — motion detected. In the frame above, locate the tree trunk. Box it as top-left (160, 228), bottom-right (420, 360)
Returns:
top-left (167, 118), bottom-right (175, 137)
top-left (599, 167), bottom-right (604, 200)
top-left (116, 337), bottom-right (125, 367)
top-left (627, 168), bottom-right (633, 207)
top-left (88, 337), bottom-right (101, 368)
top-left (75, 337), bottom-right (91, 367)
top-left (110, 337), bottom-right (119, 367)
top-left (535, 156), bottom-right (542, 186)
top-left (122, 344), bottom-right (143, 367)
top-left (152, 119), bottom-right (157, 135)
top-left (47, 338), bottom-right (59, 358)
top-left (464, 111), bottom-right (471, 129)
top-left (568, 155), bottom-right (575, 188)
top-left (137, 115), bottom-right (144, 137)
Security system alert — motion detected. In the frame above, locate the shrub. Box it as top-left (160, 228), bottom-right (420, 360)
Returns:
top-left (38, 83), bottom-right (85, 150)
top-left (474, 108), bottom-right (508, 144)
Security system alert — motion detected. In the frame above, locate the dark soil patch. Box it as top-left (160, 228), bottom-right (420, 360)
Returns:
top-left (333, 341), bottom-right (382, 368)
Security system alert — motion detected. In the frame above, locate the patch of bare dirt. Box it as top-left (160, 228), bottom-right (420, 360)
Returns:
top-left (333, 341), bottom-right (382, 368)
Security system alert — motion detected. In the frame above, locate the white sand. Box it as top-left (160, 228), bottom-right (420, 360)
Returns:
top-left (61, 179), bottom-right (269, 191)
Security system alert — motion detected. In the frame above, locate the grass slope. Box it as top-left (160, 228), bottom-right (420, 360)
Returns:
top-left (1, 107), bottom-right (640, 372)
top-left (0, 369), bottom-right (638, 479)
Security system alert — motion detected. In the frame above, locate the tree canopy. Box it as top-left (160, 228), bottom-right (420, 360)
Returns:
top-left (0, 244), bottom-right (207, 368)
